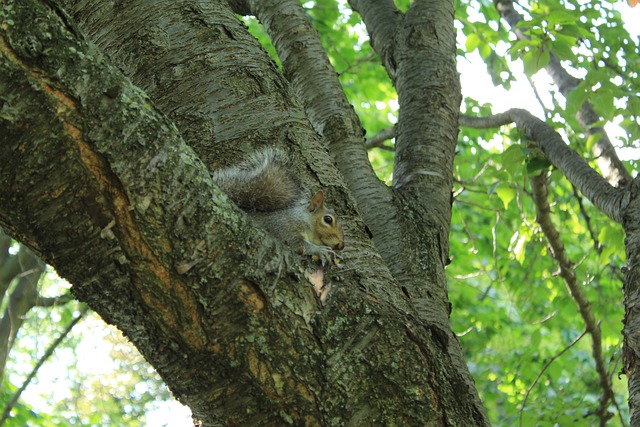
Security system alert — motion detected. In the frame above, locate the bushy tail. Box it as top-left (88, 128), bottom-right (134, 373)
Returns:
top-left (212, 148), bottom-right (301, 212)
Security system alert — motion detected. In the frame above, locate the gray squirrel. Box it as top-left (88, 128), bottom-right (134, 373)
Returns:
top-left (212, 149), bottom-right (344, 261)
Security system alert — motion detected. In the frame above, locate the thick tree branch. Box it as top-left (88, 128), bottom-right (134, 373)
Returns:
top-left (622, 177), bottom-right (640, 426)
top-left (0, 3), bottom-right (329, 423)
top-left (460, 110), bottom-right (629, 223)
top-left (531, 174), bottom-right (615, 425)
top-left (348, 0), bottom-right (401, 82)
top-left (354, 0), bottom-right (463, 261)
top-left (60, 0), bottom-right (316, 172)
top-left (493, 0), bottom-right (632, 188)
top-left (388, 0), bottom-right (461, 223)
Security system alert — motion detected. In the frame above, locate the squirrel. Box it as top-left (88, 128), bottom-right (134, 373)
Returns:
top-left (212, 148), bottom-right (344, 262)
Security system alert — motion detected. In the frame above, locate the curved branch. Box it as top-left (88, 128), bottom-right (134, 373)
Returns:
top-left (531, 174), bottom-right (615, 424)
top-left (493, 0), bottom-right (632, 188)
top-left (365, 126), bottom-right (395, 151)
top-left (35, 293), bottom-right (73, 307)
top-left (460, 110), bottom-right (629, 223)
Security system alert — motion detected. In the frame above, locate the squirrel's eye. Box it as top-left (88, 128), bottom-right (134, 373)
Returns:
top-left (323, 215), bottom-right (333, 225)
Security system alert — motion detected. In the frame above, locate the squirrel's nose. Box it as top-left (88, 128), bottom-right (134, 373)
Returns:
top-left (333, 242), bottom-right (344, 250)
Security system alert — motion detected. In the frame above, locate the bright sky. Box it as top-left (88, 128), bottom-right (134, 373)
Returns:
top-left (12, 2), bottom-right (639, 427)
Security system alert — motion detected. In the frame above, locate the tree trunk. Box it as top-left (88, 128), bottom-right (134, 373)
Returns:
top-left (0, 0), bottom-right (489, 425)
top-left (623, 178), bottom-right (640, 425)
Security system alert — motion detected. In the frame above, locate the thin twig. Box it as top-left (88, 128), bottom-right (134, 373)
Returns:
top-left (523, 70), bottom-right (550, 119)
top-left (571, 184), bottom-right (601, 254)
top-left (519, 327), bottom-right (590, 427)
top-left (609, 349), bottom-right (628, 427)
top-left (0, 306), bottom-right (89, 426)
top-left (35, 293), bottom-right (73, 307)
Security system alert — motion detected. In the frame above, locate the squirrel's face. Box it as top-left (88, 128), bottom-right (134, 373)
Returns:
top-left (308, 190), bottom-right (344, 251)
top-left (317, 212), bottom-right (344, 250)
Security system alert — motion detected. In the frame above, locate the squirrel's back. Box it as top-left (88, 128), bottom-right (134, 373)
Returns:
top-left (212, 148), bottom-right (301, 212)
top-left (212, 148), bottom-right (344, 259)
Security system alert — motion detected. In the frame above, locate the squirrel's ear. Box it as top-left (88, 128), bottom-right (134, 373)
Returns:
top-left (309, 190), bottom-right (325, 211)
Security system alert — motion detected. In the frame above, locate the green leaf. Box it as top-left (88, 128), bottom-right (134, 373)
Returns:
top-left (508, 230), bottom-right (527, 265)
top-left (466, 33), bottom-right (481, 53)
top-left (526, 156), bottom-right (552, 176)
top-left (509, 39), bottom-right (532, 56)
top-left (598, 225), bottom-right (624, 265)
top-left (530, 329), bottom-right (542, 348)
top-left (566, 83), bottom-right (589, 115)
top-left (538, 48), bottom-right (550, 70)
top-left (546, 11), bottom-right (578, 26)
top-left (522, 48), bottom-right (550, 76)
top-left (550, 36), bottom-right (576, 61)
top-left (592, 90), bottom-right (616, 120)
top-left (495, 184), bottom-right (517, 209)
top-left (522, 50), bottom-right (537, 76)
top-left (502, 145), bottom-right (526, 176)
top-left (479, 42), bottom-right (492, 60)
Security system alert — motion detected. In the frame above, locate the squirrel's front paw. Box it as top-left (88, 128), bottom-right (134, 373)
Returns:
top-left (299, 243), bottom-right (343, 266)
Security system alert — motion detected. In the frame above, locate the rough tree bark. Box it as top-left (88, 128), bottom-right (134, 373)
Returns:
top-left (0, 0), bottom-right (489, 425)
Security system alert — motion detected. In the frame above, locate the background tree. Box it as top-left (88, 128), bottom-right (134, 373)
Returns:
top-left (0, 0), bottom-right (638, 426)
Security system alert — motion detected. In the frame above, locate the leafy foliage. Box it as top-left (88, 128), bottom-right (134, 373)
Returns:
top-left (450, 131), bottom-right (627, 424)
